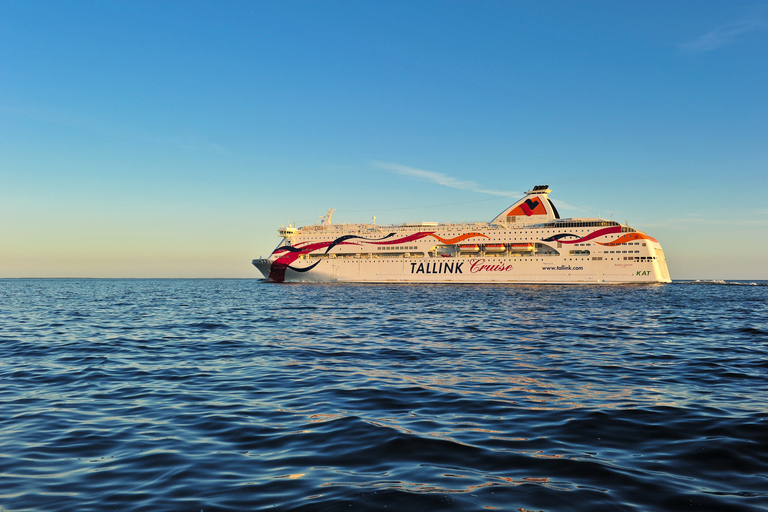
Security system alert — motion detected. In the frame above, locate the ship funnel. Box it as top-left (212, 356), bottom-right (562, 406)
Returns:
top-left (490, 185), bottom-right (559, 226)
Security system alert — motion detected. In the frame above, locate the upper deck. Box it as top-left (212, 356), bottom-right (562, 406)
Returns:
top-left (277, 185), bottom-right (635, 240)
top-left (286, 217), bottom-right (628, 239)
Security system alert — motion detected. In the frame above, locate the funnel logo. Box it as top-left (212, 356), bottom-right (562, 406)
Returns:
top-left (507, 198), bottom-right (546, 217)
top-left (522, 199), bottom-right (540, 215)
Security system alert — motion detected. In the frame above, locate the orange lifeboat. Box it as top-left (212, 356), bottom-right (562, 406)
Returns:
top-left (483, 244), bottom-right (505, 253)
top-left (458, 244), bottom-right (480, 252)
top-left (508, 243), bottom-right (534, 251)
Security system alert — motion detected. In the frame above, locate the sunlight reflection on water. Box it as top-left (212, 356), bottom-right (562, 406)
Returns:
top-left (0, 279), bottom-right (766, 511)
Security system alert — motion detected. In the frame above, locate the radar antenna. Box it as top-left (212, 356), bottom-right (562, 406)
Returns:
top-left (320, 208), bottom-right (335, 226)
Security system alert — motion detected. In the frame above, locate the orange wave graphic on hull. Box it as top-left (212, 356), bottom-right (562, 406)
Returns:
top-left (598, 233), bottom-right (657, 246)
top-left (430, 232), bottom-right (489, 244)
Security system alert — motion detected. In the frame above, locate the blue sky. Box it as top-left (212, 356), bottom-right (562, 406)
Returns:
top-left (1, 1), bottom-right (766, 279)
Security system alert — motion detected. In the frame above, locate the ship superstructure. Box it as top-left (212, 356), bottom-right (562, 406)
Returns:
top-left (253, 186), bottom-right (671, 283)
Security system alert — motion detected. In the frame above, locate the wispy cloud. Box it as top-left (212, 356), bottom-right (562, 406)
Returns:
top-left (680, 19), bottom-right (767, 52)
top-left (372, 161), bottom-right (519, 197)
top-left (475, 188), bottom-right (521, 197)
top-left (373, 161), bottom-right (478, 190)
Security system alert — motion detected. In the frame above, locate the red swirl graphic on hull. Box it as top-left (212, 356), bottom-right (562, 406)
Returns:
top-left (269, 233), bottom-right (397, 282)
top-left (268, 231), bottom-right (489, 282)
top-left (368, 231), bottom-right (488, 246)
top-left (430, 232), bottom-right (488, 244)
top-left (597, 233), bottom-right (657, 246)
top-left (542, 226), bottom-right (623, 244)
top-left (542, 227), bottom-right (657, 246)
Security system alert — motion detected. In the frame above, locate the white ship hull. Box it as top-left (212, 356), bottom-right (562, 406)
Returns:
top-left (253, 185), bottom-right (671, 284)
top-left (253, 255), bottom-right (669, 284)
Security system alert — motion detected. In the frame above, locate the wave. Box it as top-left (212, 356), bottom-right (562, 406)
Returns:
top-left (2, 279), bottom-right (767, 512)
top-left (675, 280), bottom-right (767, 286)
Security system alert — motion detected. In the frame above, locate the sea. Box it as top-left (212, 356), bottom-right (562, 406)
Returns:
top-left (1, 278), bottom-right (767, 512)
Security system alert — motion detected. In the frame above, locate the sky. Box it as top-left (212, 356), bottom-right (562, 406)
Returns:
top-left (1, 1), bottom-right (767, 279)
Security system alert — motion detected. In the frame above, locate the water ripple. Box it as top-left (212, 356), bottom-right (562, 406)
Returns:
top-left (0, 279), bottom-right (767, 511)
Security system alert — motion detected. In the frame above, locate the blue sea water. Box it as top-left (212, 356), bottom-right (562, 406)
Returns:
top-left (0, 279), bottom-right (767, 511)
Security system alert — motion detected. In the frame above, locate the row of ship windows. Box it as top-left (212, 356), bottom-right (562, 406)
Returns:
top-left (574, 242), bottom-right (645, 246)
top-left (302, 254), bottom-right (658, 262)
top-left (358, 248), bottom-right (645, 255)
top-left (297, 232), bottom-right (635, 242)
top-left (301, 257), bottom-right (655, 264)
top-left (369, 245), bottom-right (645, 252)
top-left (566, 257), bottom-right (654, 262)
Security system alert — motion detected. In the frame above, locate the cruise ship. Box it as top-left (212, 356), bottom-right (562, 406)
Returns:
top-left (253, 185), bottom-right (671, 283)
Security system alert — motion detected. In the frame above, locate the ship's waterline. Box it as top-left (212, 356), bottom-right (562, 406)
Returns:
top-left (254, 185), bottom-right (671, 283)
